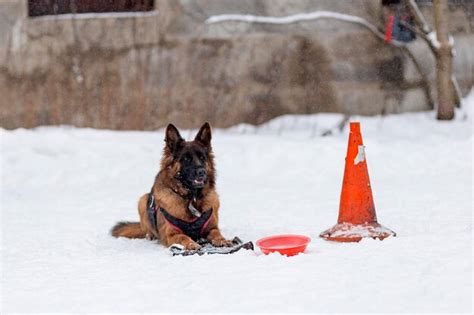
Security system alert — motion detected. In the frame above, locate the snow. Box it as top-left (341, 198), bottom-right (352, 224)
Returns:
top-left (1, 90), bottom-right (473, 313)
top-left (206, 11), bottom-right (392, 45)
top-left (206, 11), bottom-right (372, 25)
top-left (354, 145), bottom-right (366, 165)
top-left (321, 222), bottom-right (395, 239)
top-left (427, 31), bottom-right (441, 49)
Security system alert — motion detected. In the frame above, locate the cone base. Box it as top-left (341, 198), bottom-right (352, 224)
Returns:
top-left (320, 222), bottom-right (396, 242)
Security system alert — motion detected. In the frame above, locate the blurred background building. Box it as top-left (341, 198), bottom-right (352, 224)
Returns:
top-left (0, 0), bottom-right (472, 129)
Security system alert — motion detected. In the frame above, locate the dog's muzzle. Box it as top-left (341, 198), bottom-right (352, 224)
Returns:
top-left (193, 168), bottom-right (207, 187)
top-left (179, 167), bottom-right (207, 188)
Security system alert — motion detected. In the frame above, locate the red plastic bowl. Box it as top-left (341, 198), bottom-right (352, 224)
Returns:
top-left (256, 234), bottom-right (311, 256)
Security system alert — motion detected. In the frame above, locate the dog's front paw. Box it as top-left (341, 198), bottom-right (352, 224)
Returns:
top-left (184, 240), bottom-right (201, 250)
top-left (211, 238), bottom-right (234, 247)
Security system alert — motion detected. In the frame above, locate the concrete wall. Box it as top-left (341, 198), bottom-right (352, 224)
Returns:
top-left (0, 0), bottom-right (472, 130)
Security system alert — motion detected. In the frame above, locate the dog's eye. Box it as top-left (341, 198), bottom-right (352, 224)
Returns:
top-left (196, 152), bottom-right (207, 161)
top-left (183, 154), bottom-right (191, 162)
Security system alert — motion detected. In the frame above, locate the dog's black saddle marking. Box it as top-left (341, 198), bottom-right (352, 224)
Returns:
top-left (146, 193), bottom-right (213, 241)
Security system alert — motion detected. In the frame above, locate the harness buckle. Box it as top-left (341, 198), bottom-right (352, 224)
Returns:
top-left (188, 199), bottom-right (202, 218)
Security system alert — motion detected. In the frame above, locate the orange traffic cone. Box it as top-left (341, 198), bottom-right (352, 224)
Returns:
top-left (320, 122), bottom-right (396, 242)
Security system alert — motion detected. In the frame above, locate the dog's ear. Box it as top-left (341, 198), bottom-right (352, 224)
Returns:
top-left (195, 122), bottom-right (212, 147)
top-left (165, 124), bottom-right (184, 153)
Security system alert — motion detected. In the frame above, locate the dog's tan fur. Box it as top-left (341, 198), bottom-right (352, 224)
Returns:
top-left (111, 123), bottom-right (231, 250)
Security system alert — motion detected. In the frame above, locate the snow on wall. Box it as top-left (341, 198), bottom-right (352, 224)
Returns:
top-left (206, 11), bottom-right (392, 44)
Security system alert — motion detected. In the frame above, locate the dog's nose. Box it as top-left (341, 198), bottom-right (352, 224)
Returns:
top-left (196, 168), bottom-right (206, 179)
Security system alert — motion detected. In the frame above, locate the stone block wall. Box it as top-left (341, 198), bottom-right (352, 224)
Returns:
top-left (0, 0), bottom-right (472, 129)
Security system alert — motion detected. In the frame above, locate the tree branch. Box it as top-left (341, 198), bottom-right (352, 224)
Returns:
top-left (399, 20), bottom-right (437, 53)
top-left (404, 0), bottom-right (432, 34)
top-left (451, 75), bottom-right (462, 106)
top-left (398, 45), bottom-right (434, 107)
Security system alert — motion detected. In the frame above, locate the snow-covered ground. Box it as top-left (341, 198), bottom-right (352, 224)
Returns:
top-left (1, 92), bottom-right (472, 313)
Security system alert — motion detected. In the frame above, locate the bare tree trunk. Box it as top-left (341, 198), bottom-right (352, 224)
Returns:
top-left (433, 0), bottom-right (454, 120)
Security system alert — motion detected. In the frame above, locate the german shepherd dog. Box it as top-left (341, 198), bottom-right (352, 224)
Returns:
top-left (111, 123), bottom-right (232, 250)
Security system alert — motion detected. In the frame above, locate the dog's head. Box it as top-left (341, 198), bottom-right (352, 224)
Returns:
top-left (162, 123), bottom-right (215, 192)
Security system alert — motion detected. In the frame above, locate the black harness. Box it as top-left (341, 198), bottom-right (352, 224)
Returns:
top-left (146, 194), bottom-right (213, 241)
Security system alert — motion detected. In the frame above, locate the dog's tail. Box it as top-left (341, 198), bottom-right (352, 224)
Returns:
top-left (111, 221), bottom-right (146, 239)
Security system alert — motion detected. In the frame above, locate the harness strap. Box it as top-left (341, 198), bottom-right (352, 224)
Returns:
top-left (146, 193), bottom-right (213, 240)
top-left (146, 194), bottom-right (158, 231)
top-left (160, 207), bottom-right (213, 241)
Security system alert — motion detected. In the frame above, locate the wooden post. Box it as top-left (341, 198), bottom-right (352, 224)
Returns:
top-left (433, 0), bottom-right (455, 120)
